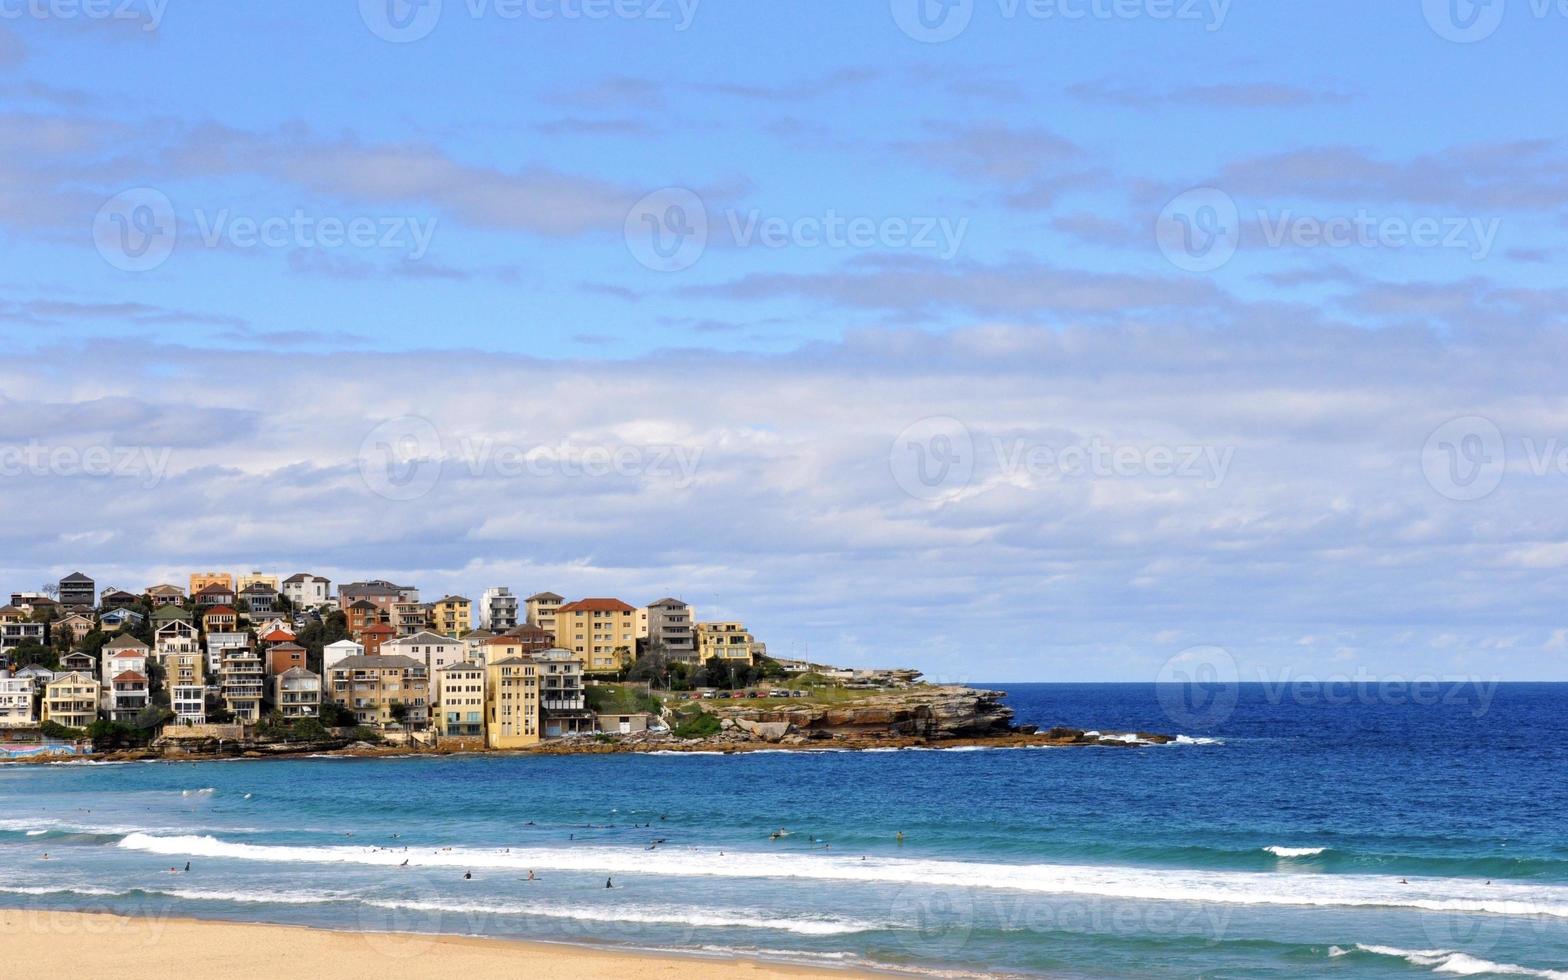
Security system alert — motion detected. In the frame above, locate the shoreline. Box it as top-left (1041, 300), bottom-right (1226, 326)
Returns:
top-left (4, 726), bottom-right (1181, 765)
top-left (0, 908), bottom-right (885, 979)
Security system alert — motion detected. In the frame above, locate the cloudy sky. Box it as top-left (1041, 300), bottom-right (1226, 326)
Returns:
top-left (2, 1), bottom-right (1566, 681)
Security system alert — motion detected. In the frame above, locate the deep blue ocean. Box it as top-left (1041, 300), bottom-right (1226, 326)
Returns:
top-left (3, 683), bottom-right (1566, 978)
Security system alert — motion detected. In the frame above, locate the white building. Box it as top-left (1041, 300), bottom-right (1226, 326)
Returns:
top-left (282, 573), bottom-right (331, 608)
top-left (323, 639), bottom-right (364, 673)
top-left (0, 674), bottom-right (37, 727)
top-left (384, 631), bottom-right (465, 704)
top-left (479, 587), bottom-right (519, 630)
top-left (205, 631), bottom-right (251, 676)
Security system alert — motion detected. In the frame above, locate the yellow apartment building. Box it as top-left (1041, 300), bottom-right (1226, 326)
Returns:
top-left (327, 655), bottom-right (429, 729)
top-left (43, 672), bottom-right (100, 729)
top-left (695, 622), bottom-right (766, 666)
top-left (555, 598), bottom-right (637, 674)
top-left (188, 571), bottom-right (234, 594)
top-left (485, 656), bottom-right (541, 748)
top-left (432, 595), bottom-right (472, 637)
top-left (433, 662), bottom-right (486, 738)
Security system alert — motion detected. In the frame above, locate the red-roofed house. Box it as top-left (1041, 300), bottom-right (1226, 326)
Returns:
top-left (194, 582), bottom-right (236, 608)
top-left (202, 605), bottom-right (238, 633)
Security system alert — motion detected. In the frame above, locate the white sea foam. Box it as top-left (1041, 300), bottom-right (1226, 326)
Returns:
top-left (24, 830), bottom-right (47, 837)
top-left (114, 833), bottom-right (1568, 919)
top-left (0, 884), bottom-right (122, 898)
top-left (1170, 735), bottom-right (1223, 746)
top-left (1347, 944), bottom-right (1568, 979)
top-left (1263, 846), bottom-right (1327, 858)
top-left (363, 897), bottom-right (880, 936)
top-left (180, 788), bottom-right (216, 797)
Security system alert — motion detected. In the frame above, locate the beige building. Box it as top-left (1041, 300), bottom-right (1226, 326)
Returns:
top-left (328, 655), bottom-right (428, 729)
top-left (432, 662), bottom-right (486, 738)
top-left (695, 622), bottom-right (766, 666)
top-left (638, 598), bottom-right (697, 661)
top-left (555, 598), bottom-right (637, 674)
top-left (525, 592), bottom-right (562, 637)
top-left (431, 595), bottom-right (471, 637)
top-left (236, 571), bottom-right (280, 592)
top-left (188, 571), bottom-right (233, 594)
top-left (272, 668), bottom-right (321, 719)
top-left (485, 656), bottom-right (541, 748)
top-left (43, 672), bottom-right (100, 729)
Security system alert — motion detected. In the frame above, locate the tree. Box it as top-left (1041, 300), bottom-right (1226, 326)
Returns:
top-left (388, 702), bottom-right (410, 728)
top-left (10, 641), bottom-right (56, 670)
top-left (627, 642), bottom-right (672, 689)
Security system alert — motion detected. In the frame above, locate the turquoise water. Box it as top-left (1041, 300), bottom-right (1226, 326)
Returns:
top-left (2, 683), bottom-right (1566, 978)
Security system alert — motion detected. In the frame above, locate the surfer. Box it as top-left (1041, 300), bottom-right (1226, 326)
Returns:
top-left (606, 877), bottom-right (614, 889)
top-left (184, 861), bottom-right (190, 873)
top-left (463, 871), bottom-right (472, 880)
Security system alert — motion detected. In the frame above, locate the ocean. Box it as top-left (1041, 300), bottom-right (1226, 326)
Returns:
top-left (2, 683), bottom-right (1566, 978)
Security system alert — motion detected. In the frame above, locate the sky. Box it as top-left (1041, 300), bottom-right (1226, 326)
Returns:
top-left (2, 0), bottom-right (1567, 682)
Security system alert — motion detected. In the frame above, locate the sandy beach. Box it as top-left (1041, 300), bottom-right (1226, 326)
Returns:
top-left (0, 909), bottom-right (874, 979)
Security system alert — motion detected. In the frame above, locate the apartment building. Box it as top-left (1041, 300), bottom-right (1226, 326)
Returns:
top-left (392, 600), bottom-right (430, 637)
top-left (271, 667), bottom-right (321, 719)
top-left (346, 600), bottom-right (393, 637)
top-left (220, 645), bottom-right (265, 723)
top-left (535, 648), bottom-right (591, 737)
top-left (323, 639), bottom-right (365, 672)
top-left (695, 622), bottom-right (766, 667)
top-left (431, 595), bottom-right (472, 637)
top-left (0, 606), bottom-right (45, 650)
top-left (267, 642), bottom-right (308, 677)
top-left (479, 587), bottom-right (519, 630)
top-left (101, 636), bottom-right (150, 721)
top-left (188, 572), bottom-right (233, 595)
top-left (205, 631), bottom-right (250, 677)
top-left (0, 673), bottom-right (37, 727)
top-left (43, 671), bottom-right (100, 729)
top-left (239, 582), bottom-right (279, 615)
top-left (154, 620), bottom-right (199, 659)
top-left (639, 597), bottom-right (697, 662)
top-left (327, 655), bottom-right (428, 729)
top-left (236, 571), bottom-right (280, 592)
top-left (555, 598), bottom-right (637, 674)
top-left (432, 662), bottom-right (485, 737)
top-left (524, 592), bottom-right (562, 636)
top-left (485, 656), bottom-right (541, 749)
top-left (58, 571), bottom-right (96, 608)
top-left (337, 580), bottom-right (418, 612)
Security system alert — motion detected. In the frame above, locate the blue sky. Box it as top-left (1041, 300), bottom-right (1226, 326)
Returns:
top-left (3, 1), bottom-right (1567, 680)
